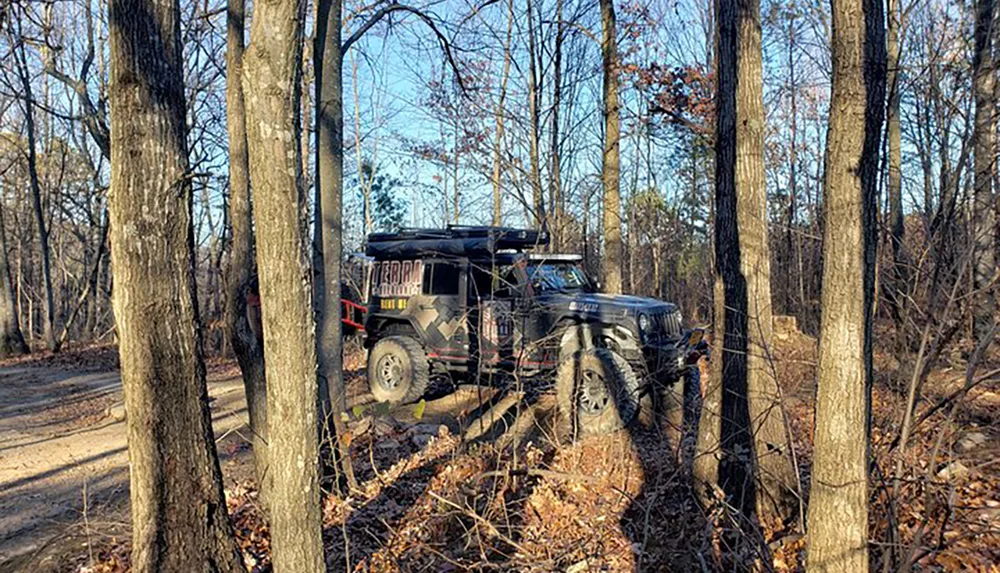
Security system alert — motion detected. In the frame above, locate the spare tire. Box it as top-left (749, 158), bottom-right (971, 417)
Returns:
top-left (555, 348), bottom-right (640, 439)
top-left (368, 336), bottom-right (429, 405)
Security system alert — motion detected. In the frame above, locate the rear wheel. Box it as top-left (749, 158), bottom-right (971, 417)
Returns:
top-left (555, 348), bottom-right (640, 439)
top-left (368, 336), bottom-right (429, 405)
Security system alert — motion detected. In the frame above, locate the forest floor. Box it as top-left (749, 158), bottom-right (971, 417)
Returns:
top-left (0, 347), bottom-right (256, 572)
top-left (2, 323), bottom-right (999, 572)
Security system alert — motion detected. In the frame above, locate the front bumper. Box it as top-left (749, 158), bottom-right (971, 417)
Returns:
top-left (639, 328), bottom-right (709, 381)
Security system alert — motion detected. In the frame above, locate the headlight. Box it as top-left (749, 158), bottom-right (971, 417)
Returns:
top-left (638, 313), bottom-right (650, 332)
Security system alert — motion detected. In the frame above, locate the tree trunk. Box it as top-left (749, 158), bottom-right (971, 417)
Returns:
top-left (107, 0), bottom-right (244, 567)
top-left (549, 0), bottom-right (564, 249)
top-left (243, 0), bottom-right (325, 567)
top-left (492, 0), bottom-right (514, 227)
top-left (693, 275), bottom-right (724, 505)
top-left (971, 0), bottom-right (996, 338)
top-left (600, 0), bottom-right (623, 294)
top-left (806, 0), bottom-right (885, 567)
top-left (886, 0), bottom-right (905, 323)
top-left (784, 10), bottom-right (798, 316)
top-left (315, 0), bottom-right (358, 491)
top-left (711, 0), bottom-right (799, 526)
top-left (225, 0), bottom-right (269, 506)
top-left (0, 202), bottom-right (28, 357)
top-left (14, 33), bottom-right (58, 352)
top-left (526, 0), bottom-right (546, 230)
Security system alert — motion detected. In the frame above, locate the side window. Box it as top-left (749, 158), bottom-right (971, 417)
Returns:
top-left (422, 263), bottom-right (460, 296)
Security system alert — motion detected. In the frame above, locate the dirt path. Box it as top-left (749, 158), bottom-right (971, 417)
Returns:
top-left (0, 364), bottom-right (253, 571)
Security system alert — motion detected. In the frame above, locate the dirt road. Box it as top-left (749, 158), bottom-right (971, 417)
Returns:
top-left (0, 362), bottom-right (253, 571)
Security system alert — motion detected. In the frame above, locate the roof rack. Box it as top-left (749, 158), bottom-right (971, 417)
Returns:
top-left (366, 226), bottom-right (549, 259)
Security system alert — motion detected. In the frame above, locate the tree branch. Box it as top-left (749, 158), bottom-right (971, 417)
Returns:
top-left (341, 3), bottom-right (467, 92)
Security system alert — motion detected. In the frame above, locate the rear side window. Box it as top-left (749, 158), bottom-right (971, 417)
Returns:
top-left (423, 263), bottom-right (460, 295)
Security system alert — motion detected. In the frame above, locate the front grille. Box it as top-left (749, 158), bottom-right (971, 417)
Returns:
top-left (652, 309), bottom-right (682, 339)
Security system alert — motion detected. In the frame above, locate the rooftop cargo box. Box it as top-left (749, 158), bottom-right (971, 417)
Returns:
top-left (365, 226), bottom-right (548, 259)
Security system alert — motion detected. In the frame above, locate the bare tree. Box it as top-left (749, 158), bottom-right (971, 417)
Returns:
top-left (107, 0), bottom-right (245, 567)
top-left (806, 0), bottom-right (886, 567)
top-left (11, 17), bottom-right (57, 352)
top-left (600, 0), bottom-right (622, 294)
top-left (224, 0), bottom-right (269, 505)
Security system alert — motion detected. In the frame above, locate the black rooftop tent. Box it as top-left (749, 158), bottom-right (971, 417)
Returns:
top-left (365, 226), bottom-right (549, 259)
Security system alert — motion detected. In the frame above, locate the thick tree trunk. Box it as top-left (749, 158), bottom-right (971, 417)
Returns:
top-left (600, 0), bottom-right (623, 294)
top-left (712, 0), bottom-right (799, 525)
top-left (315, 0), bottom-right (358, 491)
top-left (107, 0), bottom-right (244, 568)
top-left (14, 37), bottom-right (58, 352)
top-left (806, 0), bottom-right (885, 567)
top-left (0, 203), bottom-right (28, 358)
top-left (243, 0), bottom-right (325, 568)
top-left (971, 0), bottom-right (996, 338)
top-left (225, 0), bottom-right (269, 505)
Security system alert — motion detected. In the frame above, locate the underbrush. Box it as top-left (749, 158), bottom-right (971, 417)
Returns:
top-left (74, 326), bottom-right (999, 572)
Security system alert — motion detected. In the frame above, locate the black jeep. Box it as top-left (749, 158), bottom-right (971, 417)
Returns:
top-left (361, 226), bottom-right (704, 436)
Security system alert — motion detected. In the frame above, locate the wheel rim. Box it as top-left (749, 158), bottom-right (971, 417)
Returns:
top-left (375, 353), bottom-right (404, 392)
top-left (577, 368), bottom-right (610, 415)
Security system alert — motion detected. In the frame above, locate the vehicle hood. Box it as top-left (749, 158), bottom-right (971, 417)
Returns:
top-left (537, 291), bottom-right (677, 320)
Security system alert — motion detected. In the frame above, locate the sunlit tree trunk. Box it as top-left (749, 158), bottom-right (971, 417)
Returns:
top-left (225, 0), bottom-right (269, 506)
top-left (712, 0), bottom-right (799, 525)
top-left (107, 0), bottom-right (244, 567)
top-left (806, 0), bottom-right (885, 567)
top-left (600, 0), bottom-right (623, 294)
top-left (243, 0), bottom-right (325, 567)
top-left (971, 0), bottom-right (996, 338)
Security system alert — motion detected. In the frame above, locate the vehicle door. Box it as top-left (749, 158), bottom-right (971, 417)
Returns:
top-left (469, 261), bottom-right (518, 368)
top-left (403, 259), bottom-right (469, 362)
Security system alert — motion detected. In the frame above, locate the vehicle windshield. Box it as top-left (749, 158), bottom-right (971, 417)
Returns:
top-left (526, 262), bottom-right (591, 292)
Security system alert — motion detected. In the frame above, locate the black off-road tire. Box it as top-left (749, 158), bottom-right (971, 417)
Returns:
top-left (368, 336), bottom-right (430, 405)
top-left (555, 348), bottom-right (641, 439)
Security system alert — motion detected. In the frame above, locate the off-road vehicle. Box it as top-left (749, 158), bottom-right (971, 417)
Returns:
top-left (360, 226), bottom-right (705, 436)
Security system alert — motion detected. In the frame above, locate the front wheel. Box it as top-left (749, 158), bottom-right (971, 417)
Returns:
top-left (555, 348), bottom-right (641, 439)
top-left (368, 336), bottom-right (429, 405)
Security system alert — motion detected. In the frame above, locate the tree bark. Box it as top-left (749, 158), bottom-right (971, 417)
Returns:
top-left (712, 0), bottom-right (799, 526)
top-left (225, 0), bottom-right (269, 506)
top-left (972, 0), bottom-right (996, 338)
top-left (243, 0), bottom-right (325, 567)
top-left (107, 0), bottom-right (245, 567)
top-left (315, 0), bottom-right (358, 491)
top-left (600, 0), bottom-right (623, 294)
top-left (0, 201), bottom-right (28, 357)
top-left (806, 0), bottom-right (885, 567)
